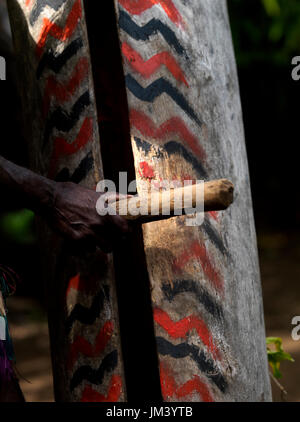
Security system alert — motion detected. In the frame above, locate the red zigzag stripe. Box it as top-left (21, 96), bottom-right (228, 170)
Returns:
top-left (68, 321), bottom-right (114, 370)
top-left (173, 240), bottom-right (224, 292)
top-left (118, 0), bottom-right (184, 28)
top-left (154, 308), bottom-right (220, 360)
top-left (122, 42), bottom-right (188, 87)
top-left (36, 0), bottom-right (82, 58)
top-left (130, 109), bottom-right (206, 160)
top-left (48, 117), bottom-right (93, 178)
top-left (43, 57), bottom-right (89, 116)
top-left (80, 375), bottom-right (122, 402)
top-left (160, 362), bottom-right (214, 402)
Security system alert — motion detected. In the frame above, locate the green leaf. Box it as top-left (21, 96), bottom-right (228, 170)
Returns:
top-left (266, 337), bottom-right (294, 379)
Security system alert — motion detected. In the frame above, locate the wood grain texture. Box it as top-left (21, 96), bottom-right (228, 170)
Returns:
top-left (114, 0), bottom-right (272, 401)
top-left (7, 0), bottom-right (126, 402)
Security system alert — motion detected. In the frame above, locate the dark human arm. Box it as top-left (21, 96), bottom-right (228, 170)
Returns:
top-left (0, 155), bottom-right (129, 252)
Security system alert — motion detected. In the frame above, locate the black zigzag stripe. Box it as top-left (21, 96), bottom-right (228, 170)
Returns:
top-left (55, 151), bottom-right (94, 183)
top-left (70, 350), bottom-right (118, 391)
top-left (162, 279), bottom-right (224, 320)
top-left (134, 137), bottom-right (207, 178)
top-left (126, 74), bottom-right (202, 127)
top-left (202, 219), bottom-right (228, 257)
top-left (65, 285), bottom-right (109, 334)
top-left (30, 0), bottom-right (66, 25)
top-left (43, 90), bottom-right (90, 147)
top-left (156, 337), bottom-right (227, 393)
top-left (164, 141), bottom-right (207, 178)
top-left (36, 38), bottom-right (83, 79)
top-left (118, 9), bottom-right (186, 57)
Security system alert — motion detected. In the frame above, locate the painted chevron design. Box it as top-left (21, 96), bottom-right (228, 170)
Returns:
top-left (163, 141), bottom-right (207, 177)
top-left (68, 321), bottom-right (114, 370)
top-left (36, 38), bottom-right (83, 79)
top-left (122, 42), bottom-right (188, 86)
top-left (65, 285), bottom-right (110, 335)
top-left (80, 375), bottom-right (122, 402)
top-left (134, 137), bottom-right (207, 178)
top-left (36, 0), bottom-right (82, 58)
top-left (162, 280), bottom-right (224, 321)
top-left (156, 337), bottom-right (227, 393)
top-left (126, 74), bottom-right (202, 126)
top-left (43, 57), bottom-right (89, 116)
top-left (160, 362), bottom-right (213, 402)
top-left (118, 10), bottom-right (185, 56)
top-left (154, 308), bottom-right (220, 359)
top-left (30, 0), bottom-right (66, 25)
top-left (70, 350), bottom-right (118, 391)
top-left (173, 241), bottom-right (224, 293)
top-left (48, 117), bottom-right (93, 177)
top-left (118, 0), bottom-right (184, 28)
top-left (43, 91), bottom-right (91, 147)
top-left (116, 0), bottom-right (231, 402)
top-left (55, 151), bottom-right (94, 183)
top-left (130, 110), bottom-right (206, 160)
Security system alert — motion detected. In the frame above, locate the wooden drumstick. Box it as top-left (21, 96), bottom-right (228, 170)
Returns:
top-left (108, 179), bottom-right (234, 223)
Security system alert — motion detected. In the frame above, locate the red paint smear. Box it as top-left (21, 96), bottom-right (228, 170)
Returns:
top-left (48, 117), bottom-right (93, 178)
top-left (160, 362), bottom-right (213, 402)
top-left (80, 375), bottom-right (122, 402)
top-left (139, 161), bottom-right (155, 179)
top-left (68, 321), bottom-right (114, 370)
top-left (43, 57), bottom-right (89, 116)
top-left (122, 42), bottom-right (188, 87)
top-left (36, 0), bottom-right (82, 57)
top-left (66, 273), bottom-right (81, 298)
top-left (154, 308), bottom-right (219, 360)
top-left (118, 0), bottom-right (184, 28)
top-left (173, 240), bottom-right (224, 292)
top-left (130, 109), bottom-right (206, 161)
top-left (208, 211), bottom-right (219, 221)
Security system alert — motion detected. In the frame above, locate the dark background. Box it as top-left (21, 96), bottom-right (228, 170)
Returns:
top-left (0, 0), bottom-right (299, 401)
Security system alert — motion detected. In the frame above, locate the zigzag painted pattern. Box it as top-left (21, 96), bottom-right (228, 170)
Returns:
top-left (118, 0), bottom-right (184, 28)
top-left (119, 10), bottom-right (186, 56)
top-left (27, 0), bottom-right (123, 401)
top-left (37, 38), bottom-right (83, 79)
top-left (126, 74), bottom-right (202, 126)
top-left (70, 350), bottom-right (118, 391)
top-left (160, 362), bottom-right (213, 402)
top-left (117, 0), bottom-right (230, 401)
top-left (130, 109), bottom-right (206, 160)
top-left (80, 375), bottom-right (122, 402)
top-left (36, 0), bottom-right (82, 58)
top-left (156, 337), bottom-right (227, 393)
top-left (122, 42), bottom-right (188, 86)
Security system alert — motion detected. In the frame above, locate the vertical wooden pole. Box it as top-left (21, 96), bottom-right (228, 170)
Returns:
top-left (7, 0), bottom-right (126, 402)
top-left (111, 0), bottom-right (272, 401)
top-left (7, 0), bottom-right (272, 402)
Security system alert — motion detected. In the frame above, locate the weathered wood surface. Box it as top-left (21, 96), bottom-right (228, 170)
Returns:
top-left (7, 0), bottom-right (126, 402)
top-left (114, 0), bottom-right (272, 401)
top-left (7, 0), bottom-right (272, 402)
